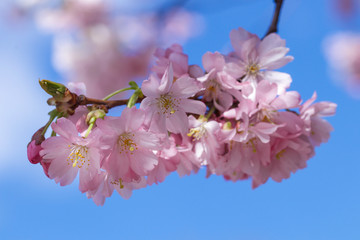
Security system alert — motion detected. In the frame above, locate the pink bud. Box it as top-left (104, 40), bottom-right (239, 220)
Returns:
top-left (27, 140), bottom-right (42, 164)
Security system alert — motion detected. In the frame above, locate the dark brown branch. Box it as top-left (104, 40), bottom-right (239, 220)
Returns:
top-left (264, 0), bottom-right (284, 37)
top-left (77, 95), bottom-right (143, 110)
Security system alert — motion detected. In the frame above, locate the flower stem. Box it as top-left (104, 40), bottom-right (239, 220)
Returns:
top-left (84, 117), bottom-right (96, 138)
top-left (205, 106), bottom-right (216, 120)
top-left (41, 109), bottom-right (58, 136)
top-left (103, 87), bottom-right (134, 101)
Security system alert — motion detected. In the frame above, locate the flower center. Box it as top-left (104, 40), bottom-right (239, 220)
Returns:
top-left (157, 94), bottom-right (180, 115)
top-left (67, 144), bottom-right (89, 168)
top-left (118, 132), bottom-right (137, 154)
top-left (246, 64), bottom-right (260, 75)
top-left (205, 79), bottom-right (220, 99)
top-left (188, 123), bottom-right (207, 140)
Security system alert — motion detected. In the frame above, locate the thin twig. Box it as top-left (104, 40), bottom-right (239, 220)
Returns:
top-left (264, 0), bottom-right (284, 37)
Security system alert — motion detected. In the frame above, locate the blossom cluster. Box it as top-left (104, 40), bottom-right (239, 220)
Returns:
top-left (28, 27), bottom-right (336, 205)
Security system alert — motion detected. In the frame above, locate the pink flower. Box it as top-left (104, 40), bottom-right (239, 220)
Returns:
top-left (141, 64), bottom-right (206, 135)
top-left (96, 107), bottom-right (160, 182)
top-left (86, 172), bottom-right (114, 206)
top-left (171, 134), bottom-right (202, 177)
top-left (300, 92), bottom-right (337, 146)
top-left (266, 137), bottom-right (314, 185)
top-left (147, 137), bottom-right (178, 185)
top-left (228, 27), bottom-right (293, 95)
top-left (197, 52), bottom-right (244, 111)
top-left (187, 116), bottom-right (227, 176)
top-left (152, 44), bottom-right (189, 78)
top-left (40, 118), bottom-right (103, 192)
top-left (222, 140), bottom-right (270, 184)
top-left (111, 175), bottom-right (147, 200)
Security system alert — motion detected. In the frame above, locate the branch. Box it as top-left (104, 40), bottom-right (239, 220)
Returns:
top-left (264, 0), bottom-right (284, 37)
top-left (77, 95), bottom-right (143, 110)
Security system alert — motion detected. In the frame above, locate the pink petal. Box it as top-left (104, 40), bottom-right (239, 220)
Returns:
top-left (202, 51), bottom-right (225, 72)
top-left (166, 110), bottom-right (189, 134)
top-left (262, 71), bottom-right (292, 94)
top-left (141, 75), bottom-right (160, 98)
top-left (259, 47), bottom-right (292, 69)
top-left (169, 52), bottom-right (188, 77)
top-left (158, 64), bottom-right (173, 93)
top-left (122, 107), bottom-right (145, 132)
top-left (171, 76), bottom-right (201, 98)
top-left (130, 150), bottom-right (158, 176)
top-left (272, 91), bottom-right (301, 109)
top-left (181, 99), bottom-right (206, 115)
top-left (230, 27), bottom-right (259, 56)
top-left (189, 64), bottom-right (204, 78)
top-left (51, 118), bottom-right (79, 141)
top-left (261, 56), bottom-right (294, 70)
top-left (258, 33), bottom-right (286, 55)
top-left (135, 131), bottom-right (161, 150)
top-left (57, 166), bottom-right (78, 186)
top-left (256, 81), bottom-right (278, 104)
top-left (104, 150), bottom-right (130, 179)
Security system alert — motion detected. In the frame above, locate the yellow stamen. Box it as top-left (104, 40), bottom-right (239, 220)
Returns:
top-left (276, 149), bottom-right (286, 160)
top-left (118, 132), bottom-right (138, 154)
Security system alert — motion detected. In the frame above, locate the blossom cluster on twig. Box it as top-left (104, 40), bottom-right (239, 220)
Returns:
top-left (28, 27), bottom-right (336, 205)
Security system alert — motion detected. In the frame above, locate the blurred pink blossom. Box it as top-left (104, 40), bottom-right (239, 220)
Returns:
top-left (324, 32), bottom-right (360, 97)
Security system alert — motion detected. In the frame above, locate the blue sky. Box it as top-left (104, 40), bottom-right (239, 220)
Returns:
top-left (1, 0), bottom-right (360, 239)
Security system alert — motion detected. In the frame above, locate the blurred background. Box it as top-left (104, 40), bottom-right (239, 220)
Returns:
top-left (1, 0), bottom-right (360, 239)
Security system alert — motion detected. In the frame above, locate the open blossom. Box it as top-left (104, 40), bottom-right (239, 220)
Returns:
top-left (197, 52), bottom-right (244, 111)
top-left (228, 27), bottom-right (293, 95)
top-left (40, 118), bottom-right (103, 192)
top-left (147, 137), bottom-right (178, 185)
top-left (86, 172), bottom-right (147, 205)
top-left (152, 44), bottom-right (204, 79)
top-left (300, 92), bottom-right (337, 146)
top-left (141, 64), bottom-right (206, 135)
top-left (152, 44), bottom-right (189, 78)
top-left (187, 116), bottom-right (229, 177)
top-left (96, 107), bottom-right (161, 183)
top-left (86, 172), bottom-right (114, 206)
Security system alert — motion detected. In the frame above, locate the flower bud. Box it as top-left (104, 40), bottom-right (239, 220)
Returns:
top-left (86, 109), bottom-right (106, 125)
top-left (223, 121), bottom-right (233, 130)
top-left (27, 140), bottom-right (42, 164)
top-left (27, 126), bottom-right (46, 164)
top-left (39, 79), bottom-right (67, 101)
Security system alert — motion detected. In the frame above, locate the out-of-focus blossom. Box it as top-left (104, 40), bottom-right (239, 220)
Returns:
top-left (13, 0), bottom-right (204, 99)
top-left (333, 0), bottom-right (357, 18)
top-left (324, 32), bottom-right (360, 97)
